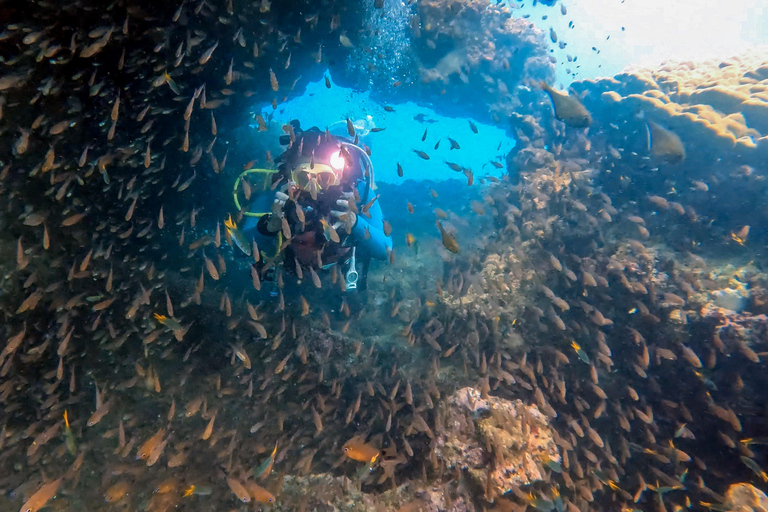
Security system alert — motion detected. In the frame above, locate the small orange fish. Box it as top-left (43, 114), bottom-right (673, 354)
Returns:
top-left (342, 436), bottom-right (380, 463)
top-left (104, 481), bottom-right (131, 503)
top-left (20, 478), bottom-right (62, 512)
top-left (136, 428), bottom-right (166, 460)
top-left (244, 481), bottom-right (275, 504)
top-left (226, 477), bottom-right (250, 503)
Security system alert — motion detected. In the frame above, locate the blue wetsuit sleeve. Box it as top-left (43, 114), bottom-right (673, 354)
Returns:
top-left (350, 181), bottom-right (392, 260)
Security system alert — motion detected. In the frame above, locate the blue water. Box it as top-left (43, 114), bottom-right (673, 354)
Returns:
top-left (511, 0), bottom-right (768, 87)
top-left (257, 72), bottom-right (514, 183)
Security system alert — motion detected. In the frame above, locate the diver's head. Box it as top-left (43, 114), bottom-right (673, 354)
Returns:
top-left (277, 126), bottom-right (368, 193)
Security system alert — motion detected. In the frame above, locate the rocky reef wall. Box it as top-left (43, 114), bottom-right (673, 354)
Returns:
top-left (419, 47), bottom-right (768, 511)
top-left (335, 0), bottom-right (555, 123)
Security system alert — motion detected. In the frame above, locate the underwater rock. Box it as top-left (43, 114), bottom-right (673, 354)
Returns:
top-left (435, 387), bottom-right (559, 496)
top-left (272, 474), bottom-right (374, 512)
top-left (723, 482), bottom-right (768, 512)
top-left (711, 313), bottom-right (768, 353)
top-left (441, 252), bottom-right (526, 333)
top-left (693, 264), bottom-right (756, 316)
top-left (272, 473), bottom-right (472, 512)
top-left (712, 288), bottom-right (748, 313)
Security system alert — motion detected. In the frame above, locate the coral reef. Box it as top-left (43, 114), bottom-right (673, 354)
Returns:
top-left (419, 48), bottom-right (768, 512)
top-left (567, 49), bottom-right (768, 246)
top-left (440, 252), bottom-right (526, 321)
top-left (435, 387), bottom-right (559, 497)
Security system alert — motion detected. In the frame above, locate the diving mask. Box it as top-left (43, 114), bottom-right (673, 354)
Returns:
top-left (292, 162), bottom-right (339, 191)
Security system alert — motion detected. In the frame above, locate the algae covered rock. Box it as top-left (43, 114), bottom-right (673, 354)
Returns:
top-left (272, 474), bottom-right (374, 512)
top-left (435, 387), bottom-right (559, 496)
top-left (272, 473), bottom-right (472, 512)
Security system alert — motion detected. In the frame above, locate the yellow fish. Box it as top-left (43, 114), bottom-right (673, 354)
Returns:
top-left (153, 313), bottom-right (182, 331)
top-left (63, 410), bottom-right (76, 455)
top-left (163, 71), bottom-right (180, 95)
top-left (224, 214), bottom-right (252, 256)
top-left (321, 218), bottom-right (340, 243)
top-left (253, 441), bottom-right (278, 479)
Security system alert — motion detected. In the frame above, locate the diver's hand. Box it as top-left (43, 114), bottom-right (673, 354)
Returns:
top-left (330, 193), bottom-right (357, 234)
top-left (265, 190), bottom-right (288, 233)
top-left (266, 183), bottom-right (292, 232)
top-left (274, 181), bottom-right (292, 208)
top-left (274, 190), bottom-right (289, 209)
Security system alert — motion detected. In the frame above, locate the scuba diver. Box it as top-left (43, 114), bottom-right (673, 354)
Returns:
top-left (234, 120), bottom-right (392, 305)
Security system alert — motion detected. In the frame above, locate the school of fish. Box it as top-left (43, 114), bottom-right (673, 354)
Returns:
top-left (1, 0), bottom-right (767, 511)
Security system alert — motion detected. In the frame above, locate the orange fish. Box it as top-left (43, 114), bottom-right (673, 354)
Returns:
top-left (342, 436), bottom-right (379, 463)
top-left (226, 477), bottom-right (250, 503)
top-left (104, 481), bottom-right (131, 503)
top-left (19, 478), bottom-right (62, 512)
top-left (244, 481), bottom-right (275, 504)
top-left (136, 428), bottom-right (166, 460)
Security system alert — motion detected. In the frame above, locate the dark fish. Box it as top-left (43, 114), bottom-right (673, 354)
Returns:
top-left (646, 121), bottom-right (685, 162)
top-left (469, 120), bottom-right (478, 133)
top-left (539, 81), bottom-right (592, 127)
top-left (447, 138), bottom-right (460, 150)
top-left (421, 128), bottom-right (427, 141)
top-left (413, 149), bottom-right (430, 160)
top-left (413, 113), bottom-right (437, 123)
top-left (437, 221), bottom-right (459, 253)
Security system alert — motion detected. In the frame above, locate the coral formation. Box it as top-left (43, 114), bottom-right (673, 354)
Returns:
top-left (565, 49), bottom-right (768, 246)
top-left (273, 474), bottom-right (473, 512)
top-left (436, 387), bottom-right (559, 497)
